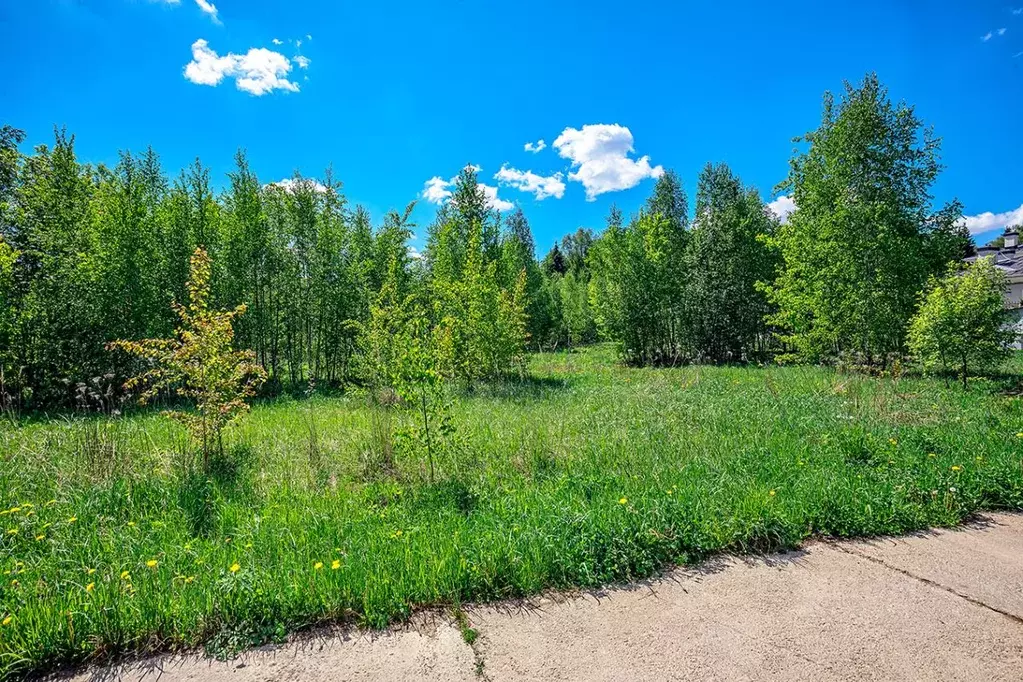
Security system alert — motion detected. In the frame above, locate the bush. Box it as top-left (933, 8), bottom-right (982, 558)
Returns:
top-left (908, 257), bottom-right (1015, 387)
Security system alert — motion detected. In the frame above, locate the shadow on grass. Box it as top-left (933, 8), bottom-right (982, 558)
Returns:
top-left (455, 374), bottom-right (572, 402)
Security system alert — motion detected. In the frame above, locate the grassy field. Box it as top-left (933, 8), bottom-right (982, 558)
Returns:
top-left (2, 344), bottom-right (1023, 677)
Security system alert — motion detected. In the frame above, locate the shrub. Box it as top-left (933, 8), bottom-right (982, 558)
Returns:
top-left (908, 257), bottom-right (1014, 387)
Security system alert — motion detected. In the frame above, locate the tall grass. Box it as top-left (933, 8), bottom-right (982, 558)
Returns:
top-left (1, 345), bottom-right (1022, 677)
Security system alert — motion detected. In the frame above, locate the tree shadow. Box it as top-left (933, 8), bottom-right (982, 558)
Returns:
top-left (455, 374), bottom-right (572, 402)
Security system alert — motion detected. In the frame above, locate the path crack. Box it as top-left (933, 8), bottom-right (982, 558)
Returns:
top-left (827, 541), bottom-right (1023, 627)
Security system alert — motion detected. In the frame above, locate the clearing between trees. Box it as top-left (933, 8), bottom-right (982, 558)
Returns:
top-left (2, 345), bottom-right (1023, 677)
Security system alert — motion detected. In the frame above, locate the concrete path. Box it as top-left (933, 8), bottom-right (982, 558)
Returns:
top-left (69, 513), bottom-right (1023, 681)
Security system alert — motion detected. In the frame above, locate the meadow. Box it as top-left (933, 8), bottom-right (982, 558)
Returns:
top-left (2, 344), bottom-right (1023, 677)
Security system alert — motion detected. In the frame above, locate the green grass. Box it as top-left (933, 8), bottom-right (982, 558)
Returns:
top-left (2, 344), bottom-right (1023, 677)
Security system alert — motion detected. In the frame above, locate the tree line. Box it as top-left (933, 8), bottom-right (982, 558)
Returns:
top-left (0, 73), bottom-right (990, 409)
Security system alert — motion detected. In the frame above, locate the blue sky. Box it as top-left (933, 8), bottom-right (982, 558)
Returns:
top-left (2, 0), bottom-right (1022, 253)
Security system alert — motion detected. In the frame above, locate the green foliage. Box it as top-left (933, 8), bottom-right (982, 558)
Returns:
top-left (109, 248), bottom-right (267, 469)
top-left (908, 257), bottom-right (1014, 387)
top-left (687, 162), bottom-right (779, 362)
top-left (589, 181), bottom-right (690, 364)
top-left (765, 73), bottom-right (966, 365)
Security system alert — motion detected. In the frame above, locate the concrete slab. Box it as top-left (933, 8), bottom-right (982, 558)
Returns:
top-left (64, 619), bottom-right (477, 682)
top-left (471, 513), bottom-right (1023, 681)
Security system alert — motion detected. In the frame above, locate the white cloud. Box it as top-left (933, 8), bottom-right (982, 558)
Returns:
top-left (480, 183), bottom-right (514, 212)
top-left (306, 34), bottom-right (313, 40)
top-left (552, 123), bottom-right (664, 201)
top-left (1015, 8), bottom-right (1023, 15)
top-left (962, 204), bottom-right (1023, 236)
top-left (494, 165), bottom-right (565, 200)
top-left (524, 139), bottom-right (546, 153)
top-left (294, 55), bottom-right (310, 69)
top-left (421, 176), bottom-right (454, 205)
top-left (272, 38), bottom-right (283, 45)
top-left (194, 0), bottom-right (220, 24)
top-left (998, 27), bottom-right (1008, 36)
top-left (266, 178), bottom-right (328, 193)
top-left (184, 39), bottom-right (299, 96)
top-left (767, 195), bottom-right (796, 223)
top-left (420, 172), bottom-right (514, 211)
top-left (408, 245), bottom-right (424, 261)
top-left (982, 31), bottom-right (993, 41)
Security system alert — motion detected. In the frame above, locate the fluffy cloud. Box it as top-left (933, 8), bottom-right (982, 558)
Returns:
top-left (553, 124), bottom-right (664, 201)
top-left (480, 184), bottom-right (514, 211)
top-left (294, 55), bottom-right (310, 69)
top-left (420, 172), bottom-right (514, 211)
top-left (272, 38), bottom-right (283, 45)
top-left (524, 139), bottom-right (546, 153)
top-left (194, 0), bottom-right (220, 23)
top-left (421, 176), bottom-right (454, 205)
top-left (767, 195), bottom-right (796, 223)
top-left (266, 178), bottom-right (329, 193)
top-left (494, 165), bottom-right (565, 200)
top-left (184, 39), bottom-right (299, 95)
top-left (962, 204), bottom-right (1023, 236)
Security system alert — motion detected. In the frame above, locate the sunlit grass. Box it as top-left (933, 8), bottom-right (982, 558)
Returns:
top-left (2, 344), bottom-right (1022, 677)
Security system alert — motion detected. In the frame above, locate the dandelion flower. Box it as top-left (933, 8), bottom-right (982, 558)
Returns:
top-left (35, 534), bottom-right (45, 541)
top-left (184, 576), bottom-right (195, 584)
top-left (331, 560), bottom-right (340, 570)
top-left (889, 438), bottom-right (897, 446)
top-left (618, 497), bottom-right (628, 505)
top-left (67, 516), bottom-right (77, 524)
top-left (951, 465), bottom-right (962, 472)
top-left (127, 522), bottom-right (136, 527)
top-left (6, 528), bottom-right (18, 535)
top-left (769, 490), bottom-right (776, 497)
top-left (10, 580), bottom-right (19, 587)
top-left (87, 568), bottom-right (96, 575)
top-left (229, 563), bottom-right (240, 573)
top-left (85, 582), bottom-right (95, 593)
top-left (314, 562), bottom-right (323, 570)
top-left (928, 453), bottom-right (937, 458)
top-left (1017, 432), bottom-right (1023, 439)
top-left (2, 616), bottom-right (11, 626)
top-left (146, 560), bottom-right (158, 568)
top-left (120, 571), bottom-right (130, 580)
top-left (10, 507), bottom-right (20, 514)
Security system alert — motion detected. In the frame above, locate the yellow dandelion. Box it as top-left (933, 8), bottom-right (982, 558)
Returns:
top-left (618, 497), bottom-right (628, 505)
top-left (6, 528), bottom-right (18, 535)
top-left (394, 529), bottom-right (403, 537)
top-left (127, 522), bottom-right (136, 527)
top-left (331, 560), bottom-right (341, 570)
top-left (35, 534), bottom-right (45, 541)
top-left (184, 575), bottom-right (195, 584)
top-left (951, 465), bottom-right (962, 472)
top-left (67, 516), bottom-right (77, 524)
top-left (1017, 432), bottom-right (1023, 439)
top-left (87, 568), bottom-right (96, 575)
top-left (85, 582), bottom-right (95, 593)
top-left (10, 580), bottom-right (19, 587)
top-left (889, 438), bottom-right (897, 446)
top-left (769, 490), bottom-right (777, 497)
top-left (666, 489), bottom-right (673, 495)
top-left (314, 562), bottom-right (323, 570)
top-left (928, 453), bottom-right (937, 458)
top-left (229, 563), bottom-right (240, 573)
top-left (10, 507), bottom-right (20, 514)
top-left (120, 570), bottom-right (130, 580)
top-left (2, 616), bottom-right (11, 626)
top-left (45, 499), bottom-right (56, 507)
top-left (146, 559), bottom-right (158, 568)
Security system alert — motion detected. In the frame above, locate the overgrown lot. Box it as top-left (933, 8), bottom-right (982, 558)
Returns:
top-left (2, 345), bottom-right (1023, 677)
